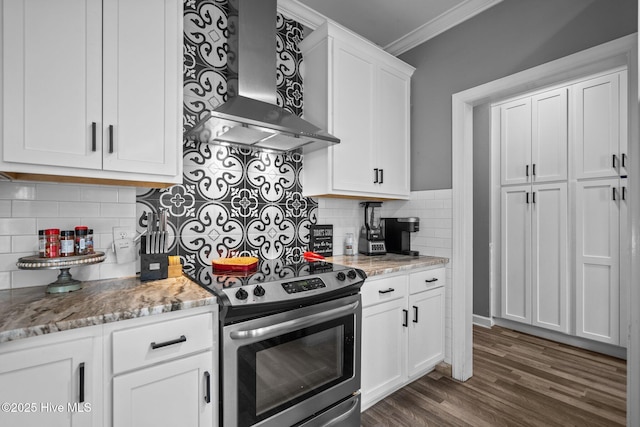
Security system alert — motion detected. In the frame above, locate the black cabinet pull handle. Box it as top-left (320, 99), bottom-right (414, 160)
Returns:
top-left (532, 163), bottom-right (536, 176)
top-left (108, 125), bottom-right (114, 153)
top-left (533, 191), bottom-right (536, 204)
top-left (622, 186), bottom-right (626, 201)
top-left (622, 153), bottom-right (627, 168)
top-left (151, 335), bottom-right (187, 350)
top-left (91, 122), bottom-right (97, 152)
top-left (204, 371), bottom-right (211, 404)
top-left (412, 306), bottom-right (418, 323)
top-left (373, 168), bottom-right (379, 183)
top-left (378, 288), bottom-right (395, 294)
top-left (379, 169), bottom-right (384, 184)
top-left (79, 362), bottom-right (85, 403)
top-left (613, 154), bottom-right (617, 169)
top-left (526, 192), bottom-right (530, 204)
top-left (612, 187), bottom-right (617, 201)
top-left (402, 309), bottom-right (408, 327)
top-left (526, 164), bottom-right (529, 177)
top-left (425, 278), bottom-right (438, 283)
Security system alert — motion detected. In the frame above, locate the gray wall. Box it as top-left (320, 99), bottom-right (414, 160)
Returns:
top-left (400, 0), bottom-right (637, 191)
top-left (399, 0), bottom-right (637, 317)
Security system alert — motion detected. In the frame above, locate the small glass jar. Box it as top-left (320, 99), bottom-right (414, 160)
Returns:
top-left (44, 228), bottom-right (60, 258)
top-left (38, 230), bottom-right (46, 257)
top-left (75, 226), bottom-right (88, 255)
top-left (60, 230), bottom-right (75, 257)
top-left (86, 229), bottom-right (94, 254)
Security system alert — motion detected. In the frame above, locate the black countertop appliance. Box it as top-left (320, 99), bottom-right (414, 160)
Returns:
top-left (383, 217), bottom-right (420, 256)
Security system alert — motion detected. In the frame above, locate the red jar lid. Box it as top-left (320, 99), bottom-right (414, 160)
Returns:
top-left (45, 228), bottom-right (60, 235)
top-left (75, 226), bottom-right (88, 231)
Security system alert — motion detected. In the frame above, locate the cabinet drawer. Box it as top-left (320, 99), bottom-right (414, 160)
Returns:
top-left (112, 313), bottom-right (213, 375)
top-left (409, 267), bottom-right (445, 295)
top-left (362, 275), bottom-right (408, 308)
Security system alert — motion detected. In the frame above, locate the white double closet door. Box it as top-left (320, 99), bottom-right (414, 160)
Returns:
top-left (501, 183), bottom-right (568, 332)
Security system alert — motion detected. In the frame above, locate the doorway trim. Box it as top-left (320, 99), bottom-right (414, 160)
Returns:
top-left (450, 33), bottom-right (637, 404)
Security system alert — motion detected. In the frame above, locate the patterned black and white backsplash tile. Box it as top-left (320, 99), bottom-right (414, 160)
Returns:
top-left (136, 0), bottom-right (318, 281)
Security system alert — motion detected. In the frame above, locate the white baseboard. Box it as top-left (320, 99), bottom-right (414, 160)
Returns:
top-left (473, 314), bottom-right (493, 328)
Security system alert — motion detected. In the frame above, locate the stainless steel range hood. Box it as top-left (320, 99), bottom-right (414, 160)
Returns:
top-left (186, 0), bottom-right (339, 153)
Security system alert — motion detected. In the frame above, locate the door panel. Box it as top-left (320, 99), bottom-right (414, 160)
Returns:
top-left (500, 98), bottom-right (531, 185)
top-left (575, 179), bottom-right (620, 344)
top-left (532, 88), bottom-right (567, 182)
top-left (501, 185), bottom-right (531, 323)
top-left (531, 183), bottom-right (568, 332)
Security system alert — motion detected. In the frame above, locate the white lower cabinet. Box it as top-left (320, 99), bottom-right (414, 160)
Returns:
top-left (0, 305), bottom-right (218, 427)
top-left (107, 309), bottom-right (217, 427)
top-left (112, 352), bottom-right (213, 427)
top-left (361, 267), bottom-right (445, 410)
top-left (0, 328), bottom-right (102, 427)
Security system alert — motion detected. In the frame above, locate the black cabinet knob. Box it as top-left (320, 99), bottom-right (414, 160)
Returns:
top-left (235, 288), bottom-right (248, 300)
top-left (253, 285), bottom-right (266, 297)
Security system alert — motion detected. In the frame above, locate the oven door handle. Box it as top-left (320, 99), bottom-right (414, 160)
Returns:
top-left (229, 301), bottom-right (360, 340)
top-left (320, 395), bottom-right (360, 427)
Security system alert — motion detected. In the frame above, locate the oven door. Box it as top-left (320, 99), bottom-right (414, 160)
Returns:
top-left (222, 293), bottom-right (361, 427)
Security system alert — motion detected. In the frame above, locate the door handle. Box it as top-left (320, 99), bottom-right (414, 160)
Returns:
top-left (378, 288), bottom-right (395, 294)
top-left (204, 371), bottom-right (211, 404)
top-left (91, 122), bottom-right (97, 152)
top-left (425, 278), bottom-right (438, 283)
top-left (622, 153), bottom-right (627, 168)
top-left (612, 154), bottom-right (618, 169)
top-left (526, 192), bottom-right (529, 204)
top-left (79, 362), bottom-right (85, 403)
top-left (612, 187), bottom-right (617, 201)
top-left (373, 168), bottom-right (379, 183)
top-left (532, 163), bottom-right (536, 176)
top-left (108, 125), bottom-right (114, 153)
top-left (402, 309), bottom-right (408, 327)
top-left (622, 186), bottom-right (626, 201)
top-left (379, 168), bottom-right (384, 184)
top-left (532, 191), bottom-right (536, 204)
top-left (526, 164), bottom-right (529, 177)
top-left (150, 335), bottom-right (187, 350)
top-left (412, 306), bottom-right (418, 323)
top-left (230, 301), bottom-right (359, 339)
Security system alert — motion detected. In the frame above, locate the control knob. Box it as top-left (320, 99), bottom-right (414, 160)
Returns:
top-left (253, 285), bottom-right (266, 297)
top-left (336, 272), bottom-right (346, 281)
top-left (347, 270), bottom-right (357, 280)
top-left (235, 288), bottom-right (248, 301)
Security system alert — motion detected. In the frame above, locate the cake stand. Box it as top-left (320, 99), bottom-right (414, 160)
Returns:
top-left (16, 252), bottom-right (106, 294)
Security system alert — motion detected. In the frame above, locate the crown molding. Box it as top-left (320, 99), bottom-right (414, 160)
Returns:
top-left (278, 0), bottom-right (502, 57)
top-left (277, 0), bottom-right (325, 29)
top-left (385, 0), bottom-right (503, 56)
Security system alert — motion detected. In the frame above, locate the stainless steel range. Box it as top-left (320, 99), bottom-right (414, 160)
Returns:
top-left (195, 258), bottom-right (365, 427)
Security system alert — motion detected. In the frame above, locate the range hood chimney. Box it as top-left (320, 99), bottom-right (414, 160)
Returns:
top-left (186, 0), bottom-right (339, 153)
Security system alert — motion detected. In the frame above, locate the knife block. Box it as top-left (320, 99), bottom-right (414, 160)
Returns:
top-left (140, 237), bottom-right (168, 281)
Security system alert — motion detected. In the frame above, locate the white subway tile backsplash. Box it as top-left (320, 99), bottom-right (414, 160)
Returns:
top-left (36, 183), bottom-right (81, 201)
top-left (0, 272), bottom-right (10, 290)
top-left (12, 200), bottom-right (60, 217)
top-left (0, 201), bottom-right (11, 217)
top-left (0, 181), bottom-right (137, 289)
top-left (59, 201), bottom-right (101, 217)
top-left (0, 237), bottom-right (11, 253)
top-left (11, 235), bottom-right (38, 253)
top-left (0, 218), bottom-right (36, 235)
top-left (80, 185), bottom-right (119, 203)
top-left (0, 182), bottom-right (36, 200)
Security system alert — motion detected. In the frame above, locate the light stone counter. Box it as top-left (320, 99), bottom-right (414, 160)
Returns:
top-left (326, 254), bottom-right (448, 277)
top-left (0, 275), bottom-right (215, 343)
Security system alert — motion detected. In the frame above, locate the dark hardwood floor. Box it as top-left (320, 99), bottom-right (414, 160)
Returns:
top-left (361, 325), bottom-right (626, 426)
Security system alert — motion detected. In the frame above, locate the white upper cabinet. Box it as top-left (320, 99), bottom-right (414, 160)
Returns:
top-left (1, 0), bottom-right (183, 186)
top-left (300, 21), bottom-right (414, 200)
top-left (500, 87), bottom-right (567, 186)
top-left (572, 71), bottom-right (628, 180)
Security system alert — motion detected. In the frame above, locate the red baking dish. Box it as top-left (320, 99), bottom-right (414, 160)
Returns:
top-left (212, 256), bottom-right (259, 272)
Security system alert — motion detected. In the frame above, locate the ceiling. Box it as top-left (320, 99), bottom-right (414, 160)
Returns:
top-left (285, 0), bottom-right (503, 56)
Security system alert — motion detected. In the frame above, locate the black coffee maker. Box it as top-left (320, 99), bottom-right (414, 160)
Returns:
top-left (383, 217), bottom-right (420, 256)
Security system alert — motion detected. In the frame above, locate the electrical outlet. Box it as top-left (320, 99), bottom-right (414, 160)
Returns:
top-left (112, 227), bottom-right (136, 264)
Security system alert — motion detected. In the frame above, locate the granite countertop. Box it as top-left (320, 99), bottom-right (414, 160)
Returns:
top-left (0, 254), bottom-right (447, 344)
top-left (0, 275), bottom-right (215, 343)
top-left (326, 253), bottom-right (449, 277)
